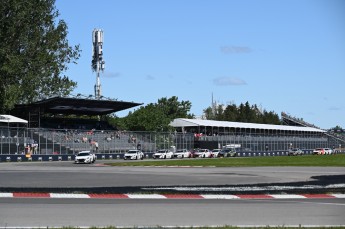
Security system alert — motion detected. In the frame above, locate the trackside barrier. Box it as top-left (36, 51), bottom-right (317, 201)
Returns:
top-left (109, 155), bottom-right (113, 160)
top-left (6, 157), bottom-right (11, 162)
top-left (68, 156), bottom-right (72, 161)
top-left (102, 155), bottom-right (105, 160)
top-left (58, 156), bottom-right (62, 161)
top-left (117, 155), bottom-right (120, 159)
top-left (48, 156), bottom-right (53, 161)
top-left (17, 157), bottom-right (22, 162)
top-left (38, 157), bottom-right (42, 161)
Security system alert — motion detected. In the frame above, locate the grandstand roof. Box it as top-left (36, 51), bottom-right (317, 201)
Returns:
top-left (170, 118), bottom-right (325, 133)
top-left (14, 96), bottom-right (143, 116)
top-left (0, 114), bottom-right (28, 124)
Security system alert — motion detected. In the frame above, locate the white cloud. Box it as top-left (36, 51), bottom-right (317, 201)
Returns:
top-left (213, 77), bottom-right (247, 86)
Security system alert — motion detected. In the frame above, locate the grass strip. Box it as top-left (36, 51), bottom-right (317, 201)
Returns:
top-left (105, 155), bottom-right (345, 167)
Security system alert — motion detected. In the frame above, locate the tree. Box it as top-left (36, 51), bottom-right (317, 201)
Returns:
top-left (202, 101), bottom-right (281, 125)
top-left (108, 96), bottom-right (194, 132)
top-left (0, 0), bottom-right (80, 113)
top-left (223, 103), bottom-right (238, 121)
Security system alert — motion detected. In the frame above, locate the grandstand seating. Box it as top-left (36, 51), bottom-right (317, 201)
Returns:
top-left (31, 128), bottom-right (158, 154)
top-left (281, 112), bottom-right (345, 145)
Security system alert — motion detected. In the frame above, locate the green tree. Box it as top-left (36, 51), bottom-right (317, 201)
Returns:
top-left (223, 103), bottom-right (238, 121)
top-left (157, 96), bottom-right (193, 119)
top-left (0, 0), bottom-right (80, 113)
top-left (203, 107), bottom-right (214, 120)
top-left (108, 96), bottom-right (194, 131)
top-left (203, 101), bottom-right (281, 125)
top-left (262, 110), bottom-right (281, 124)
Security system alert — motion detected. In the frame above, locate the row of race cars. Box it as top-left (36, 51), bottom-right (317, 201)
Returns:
top-left (73, 148), bottom-right (234, 163)
top-left (123, 148), bottom-right (237, 160)
top-left (312, 147), bottom-right (335, 155)
top-left (287, 147), bottom-right (335, 156)
top-left (74, 147), bottom-right (336, 163)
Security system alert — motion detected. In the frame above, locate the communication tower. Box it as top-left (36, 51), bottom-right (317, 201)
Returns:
top-left (91, 29), bottom-right (105, 100)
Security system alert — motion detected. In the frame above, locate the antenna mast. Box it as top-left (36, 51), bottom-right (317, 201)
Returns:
top-left (92, 29), bottom-right (105, 100)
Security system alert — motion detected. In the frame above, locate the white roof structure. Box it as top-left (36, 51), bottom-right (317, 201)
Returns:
top-left (170, 118), bottom-right (325, 133)
top-left (0, 115), bottom-right (28, 124)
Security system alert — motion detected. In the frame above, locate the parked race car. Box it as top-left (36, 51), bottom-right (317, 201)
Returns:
top-left (123, 149), bottom-right (144, 160)
top-left (194, 149), bottom-right (212, 158)
top-left (324, 148), bottom-right (333, 155)
top-left (219, 148), bottom-right (237, 157)
top-left (74, 151), bottom-right (96, 164)
top-left (174, 149), bottom-right (192, 158)
top-left (211, 149), bottom-right (222, 158)
top-left (153, 149), bottom-right (174, 159)
top-left (313, 148), bottom-right (333, 155)
top-left (288, 148), bottom-right (304, 156)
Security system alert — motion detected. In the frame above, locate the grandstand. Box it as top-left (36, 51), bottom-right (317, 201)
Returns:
top-left (1, 95), bottom-right (344, 158)
top-left (170, 115), bottom-right (345, 152)
top-left (282, 112), bottom-right (345, 148)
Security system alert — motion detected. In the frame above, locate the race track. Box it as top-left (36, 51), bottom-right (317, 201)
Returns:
top-left (0, 160), bottom-right (344, 228)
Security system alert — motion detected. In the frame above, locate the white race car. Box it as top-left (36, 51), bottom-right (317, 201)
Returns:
top-left (153, 149), bottom-right (174, 159)
top-left (174, 149), bottom-right (191, 158)
top-left (74, 151), bottom-right (96, 164)
top-left (124, 149), bottom-right (144, 160)
top-left (194, 149), bottom-right (212, 158)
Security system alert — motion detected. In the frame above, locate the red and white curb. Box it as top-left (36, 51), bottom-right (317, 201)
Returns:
top-left (0, 192), bottom-right (344, 199)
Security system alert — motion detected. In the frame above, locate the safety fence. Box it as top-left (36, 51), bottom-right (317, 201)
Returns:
top-left (1, 127), bottom-right (343, 155)
top-left (0, 127), bottom-right (194, 155)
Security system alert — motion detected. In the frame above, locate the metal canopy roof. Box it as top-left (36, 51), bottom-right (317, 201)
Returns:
top-left (0, 115), bottom-right (28, 124)
top-left (170, 118), bottom-right (325, 133)
top-left (14, 96), bottom-right (143, 116)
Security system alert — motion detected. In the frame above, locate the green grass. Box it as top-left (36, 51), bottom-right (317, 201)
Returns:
top-left (55, 226), bottom-right (345, 229)
top-left (105, 154), bottom-right (345, 167)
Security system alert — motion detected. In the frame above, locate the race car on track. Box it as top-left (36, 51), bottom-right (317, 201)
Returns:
top-left (123, 149), bottom-right (144, 160)
top-left (74, 151), bottom-right (96, 164)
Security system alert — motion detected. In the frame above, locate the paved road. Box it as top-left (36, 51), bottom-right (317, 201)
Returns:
top-left (0, 161), bottom-right (344, 228)
top-left (1, 198), bottom-right (344, 228)
top-left (0, 161), bottom-right (344, 194)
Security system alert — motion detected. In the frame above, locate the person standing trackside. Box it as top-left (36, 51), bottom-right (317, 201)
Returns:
top-left (95, 141), bottom-right (99, 153)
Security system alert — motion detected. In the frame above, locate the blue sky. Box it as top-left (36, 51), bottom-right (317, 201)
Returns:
top-left (55, 0), bottom-right (345, 129)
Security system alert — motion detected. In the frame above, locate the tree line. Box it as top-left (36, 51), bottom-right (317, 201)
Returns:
top-left (106, 99), bottom-right (281, 131)
top-left (203, 101), bottom-right (281, 125)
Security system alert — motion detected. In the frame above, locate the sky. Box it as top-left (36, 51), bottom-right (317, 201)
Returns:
top-left (55, 0), bottom-right (345, 129)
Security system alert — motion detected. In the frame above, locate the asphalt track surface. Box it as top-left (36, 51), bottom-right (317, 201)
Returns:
top-left (0, 160), bottom-right (344, 194)
top-left (1, 198), bottom-right (345, 228)
top-left (0, 160), bottom-right (344, 228)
